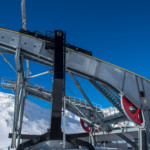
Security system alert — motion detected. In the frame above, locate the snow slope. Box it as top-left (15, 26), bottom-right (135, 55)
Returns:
top-left (0, 92), bottom-right (14, 149)
top-left (0, 92), bottom-right (84, 149)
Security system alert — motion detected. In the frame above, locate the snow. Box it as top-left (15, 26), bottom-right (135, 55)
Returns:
top-left (0, 93), bottom-right (14, 149)
top-left (0, 92), bottom-right (84, 149)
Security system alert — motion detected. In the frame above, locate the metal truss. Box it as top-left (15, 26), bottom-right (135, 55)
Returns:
top-left (1, 27), bottom-right (150, 110)
top-left (1, 77), bottom-right (136, 149)
top-left (1, 0), bottom-right (150, 149)
top-left (2, 79), bottom-right (126, 127)
top-left (0, 21), bottom-right (150, 150)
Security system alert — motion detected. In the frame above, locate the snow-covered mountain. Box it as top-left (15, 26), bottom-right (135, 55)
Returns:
top-left (0, 92), bottom-right (84, 149)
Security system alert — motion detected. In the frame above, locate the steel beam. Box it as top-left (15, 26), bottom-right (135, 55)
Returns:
top-left (0, 53), bottom-right (17, 73)
top-left (117, 133), bottom-right (137, 149)
top-left (69, 72), bottom-right (110, 132)
top-left (95, 127), bottom-right (139, 135)
top-left (27, 70), bottom-right (52, 79)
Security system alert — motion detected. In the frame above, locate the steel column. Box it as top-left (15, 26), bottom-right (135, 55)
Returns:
top-left (141, 96), bottom-right (150, 148)
top-left (50, 30), bottom-right (65, 139)
top-left (142, 110), bottom-right (150, 149)
top-left (11, 47), bottom-right (24, 148)
top-left (21, 0), bottom-right (27, 30)
top-left (139, 128), bottom-right (147, 150)
top-left (17, 82), bottom-right (27, 146)
top-left (89, 127), bottom-right (96, 147)
top-left (18, 3), bottom-right (28, 144)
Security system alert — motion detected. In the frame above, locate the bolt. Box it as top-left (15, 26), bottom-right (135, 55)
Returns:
top-left (143, 99), bottom-right (147, 104)
top-left (56, 31), bottom-right (63, 37)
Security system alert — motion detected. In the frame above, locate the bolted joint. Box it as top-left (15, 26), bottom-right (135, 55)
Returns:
top-left (75, 81), bottom-right (80, 87)
top-left (49, 70), bottom-right (53, 73)
top-left (4, 58), bottom-right (9, 63)
top-left (56, 31), bottom-right (63, 37)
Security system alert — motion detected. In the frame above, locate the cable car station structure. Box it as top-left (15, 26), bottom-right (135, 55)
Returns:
top-left (0, 0), bottom-right (150, 149)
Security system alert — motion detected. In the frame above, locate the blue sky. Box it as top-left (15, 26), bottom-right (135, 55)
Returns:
top-left (0, 0), bottom-right (150, 109)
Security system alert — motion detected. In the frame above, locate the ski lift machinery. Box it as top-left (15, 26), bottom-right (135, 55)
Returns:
top-left (0, 0), bottom-right (150, 149)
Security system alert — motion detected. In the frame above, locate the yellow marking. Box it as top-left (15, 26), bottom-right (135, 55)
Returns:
top-left (49, 70), bottom-right (53, 73)
top-left (4, 58), bottom-right (9, 63)
top-left (76, 82), bottom-right (80, 87)
top-left (0, 27), bottom-right (52, 43)
top-left (0, 27), bottom-right (149, 82)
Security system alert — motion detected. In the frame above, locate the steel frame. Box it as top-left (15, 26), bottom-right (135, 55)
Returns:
top-left (0, 1), bottom-right (150, 148)
top-left (2, 79), bottom-right (127, 126)
top-left (0, 29), bottom-right (149, 149)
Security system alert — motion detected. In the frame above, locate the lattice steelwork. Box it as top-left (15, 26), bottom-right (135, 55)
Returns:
top-left (0, 1), bottom-right (150, 149)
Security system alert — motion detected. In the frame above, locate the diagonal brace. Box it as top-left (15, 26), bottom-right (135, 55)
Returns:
top-left (117, 133), bottom-right (137, 149)
top-left (69, 72), bottom-right (111, 132)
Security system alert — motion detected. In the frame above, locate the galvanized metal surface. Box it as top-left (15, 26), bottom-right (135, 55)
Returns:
top-left (0, 28), bottom-right (150, 148)
top-left (0, 28), bottom-right (150, 109)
